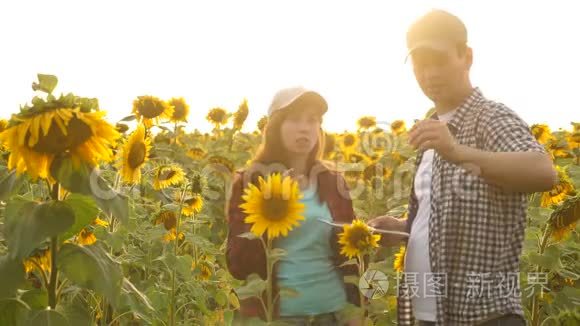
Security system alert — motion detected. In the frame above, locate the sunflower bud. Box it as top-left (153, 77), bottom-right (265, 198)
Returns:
top-left (116, 123), bottom-right (129, 133)
top-left (191, 174), bottom-right (203, 195)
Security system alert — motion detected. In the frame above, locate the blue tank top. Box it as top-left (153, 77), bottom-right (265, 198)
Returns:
top-left (276, 186), bottom-right (348, 316)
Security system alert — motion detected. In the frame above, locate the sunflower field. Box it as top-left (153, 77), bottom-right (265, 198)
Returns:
top-left (0, 75), bottom-right (578, 326)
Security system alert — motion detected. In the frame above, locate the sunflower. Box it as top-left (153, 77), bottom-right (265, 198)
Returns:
top-left (154, 210), bottom-right (185, 242)
top-left (548, 195), bottom-right (580, 241)
top-left (393, 245), bottom-right (406, 273)
top-left (187, 147), bottom-right (206, 160)
top-left (568, 132), bottom-right (580, 148)
top-left (153, 164), bottom-right (185, 190)
top-left (132, 95), bottom-right (173, 128)
top-left (338, 219), bottom-right (381, 259)
top-left (530, 124), bottom-right (555, 145)
top-left (168, 97), bottom-right (189, 123)
top-left (154, 132), bottom-right (171, 145)
top-left (0, 108), bottom-right (120, 180)
top-left (208, 155), bottom-right (235, 173)
top-left (192, 259), bottom-right (213, 280)
top-left (23, 249), bottom-right (51, 275)
top-left (182, 194), bottom-right (204, 217)
top-left (257, 115), bottom-right (268, 132)
top-left (118, 125), bottom-right (152, 184)
top-left (76, 228), bottom-right (97, 246)
top-left (541, 166), bottom-right (576, 208)
top-left (233, 99), bottom-right (249, 130)
top-left (357, 116), bottom-right (377, 130)
top-left (363, 161), bottom-right (391, 181)
top-left (154, 210), bottom-right (178, 230)
top-left (93, 217), bottom-right (109, 227)
top-left (391, 120), bottom-right (407, 135)
top-left (240, 173), bottom-right (305, 239)
top-left (206, 107), bottom-right (229, 129)
top-left (346, 152), bottom-right (369, 164)
top-left (339, 132), bottom-right (359, 153)
top-left (190, 174), bottom-right (205, 194)
top-left (0, 119), bottom-right (7, 133)
top-left (163, 228), bottom-right (185, 243)
top-left (547, 139), bottom-right (572, 159)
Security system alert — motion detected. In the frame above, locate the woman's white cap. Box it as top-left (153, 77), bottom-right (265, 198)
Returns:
top-left (267, 86), bottom-right (328, 117)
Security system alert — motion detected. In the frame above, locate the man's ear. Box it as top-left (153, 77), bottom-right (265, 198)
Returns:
top-left (465, 46), bottom-right (473, 70)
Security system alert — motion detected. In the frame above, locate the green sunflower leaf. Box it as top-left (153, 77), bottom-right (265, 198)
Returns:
top-left (50, 156), bottom-right (129, 224)
top-left (0, 256), bottom-right (25, 299)
top-left (0, 299), bottom-right (30, 326)
top-left (25, 309), bottom-right (69, 326)
top-left (57, 243), bottom-right (122, 307)
top-left (60, 194), bottom-right (100, 242)
top-left (0, 170), bottom-right (25, 202)
top-left (5, 198), bottom-right (75, 259)
top-left (235, 274), bottom-right (266, 300)
top-left (32, 74), bottom-right (58, 94)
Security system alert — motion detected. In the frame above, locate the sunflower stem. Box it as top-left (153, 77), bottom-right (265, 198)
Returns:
top-left (357, 254), bottom-right (366, 325)
top-left (173, 122), bottom-right (178, 145)
top-left (192, 212), bottom-right (198, 268)
top-left (48, 184), bottom-right (61, 309)
top-left (48, 236), bottom-right (59, 309)
top-left (531, 224), bottom-right (552, 326)
top-left (169, 185), bottom-right (188, 326)
top-left (265, 237), bottom-right (274, 323)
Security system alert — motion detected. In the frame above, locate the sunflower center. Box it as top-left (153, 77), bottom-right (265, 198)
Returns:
top-left (343, 135), bottom-right (356, 147)
top-left (209, 111), bottom-right (227, 123)
top-left (392, 121), bottom-right (404, 130)
top-left (128, 142), bottom-right (147, 169)
top-left (31, 116), bottom-right (93, 154)
top-left (173, 105), bottom-right (186, 120)
top-left (348, 227), bottom-right (370, 247)
top-left (161, 212), bottom-right (177, 230)
top-left (262, 197), bottom-right (290, 221)
top-left (139, 100), bottom-right (165, 119)
top-left (160, 169), bottom-right (177, 181)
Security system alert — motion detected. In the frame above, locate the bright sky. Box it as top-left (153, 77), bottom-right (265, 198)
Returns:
top-left (1, 0), bottom-right (578, 133)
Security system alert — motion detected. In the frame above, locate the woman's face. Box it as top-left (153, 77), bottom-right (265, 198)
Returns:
top-left (280, 108), bottom-right (322, 156)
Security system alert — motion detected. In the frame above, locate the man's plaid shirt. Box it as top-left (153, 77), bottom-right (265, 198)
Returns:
top-left (397, 88), bottom-right (546, 325)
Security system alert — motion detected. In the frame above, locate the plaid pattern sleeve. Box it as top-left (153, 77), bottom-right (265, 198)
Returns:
top-left (479, 103), bottom-right (546, 153)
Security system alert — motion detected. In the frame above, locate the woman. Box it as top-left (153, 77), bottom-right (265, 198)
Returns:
top-left (226, 87), bottom-right (361, 325)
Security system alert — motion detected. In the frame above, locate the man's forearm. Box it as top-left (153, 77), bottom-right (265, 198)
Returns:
top-left (369, 216), bottom-right (408, 247)
top-left (453, 144), bottom-right (556, 193)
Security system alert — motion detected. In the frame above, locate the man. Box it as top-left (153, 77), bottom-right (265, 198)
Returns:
top-left (369, 10), bottom-right (556, 326)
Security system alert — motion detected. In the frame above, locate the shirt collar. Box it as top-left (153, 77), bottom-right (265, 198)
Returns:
top-left (430, 87), bottom-right (484, 136)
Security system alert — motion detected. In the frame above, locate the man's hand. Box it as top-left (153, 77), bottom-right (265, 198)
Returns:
top-left (409, 119), bottom-right (460, 162)
top-left (367, 215), bottom-right (408, 247)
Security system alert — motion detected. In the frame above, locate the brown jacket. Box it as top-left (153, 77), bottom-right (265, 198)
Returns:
top-left (225, 162), bottom-right (361, 319)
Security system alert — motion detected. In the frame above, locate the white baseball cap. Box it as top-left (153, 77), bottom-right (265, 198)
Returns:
top-left (267, 86), bottom-right (328, 117)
